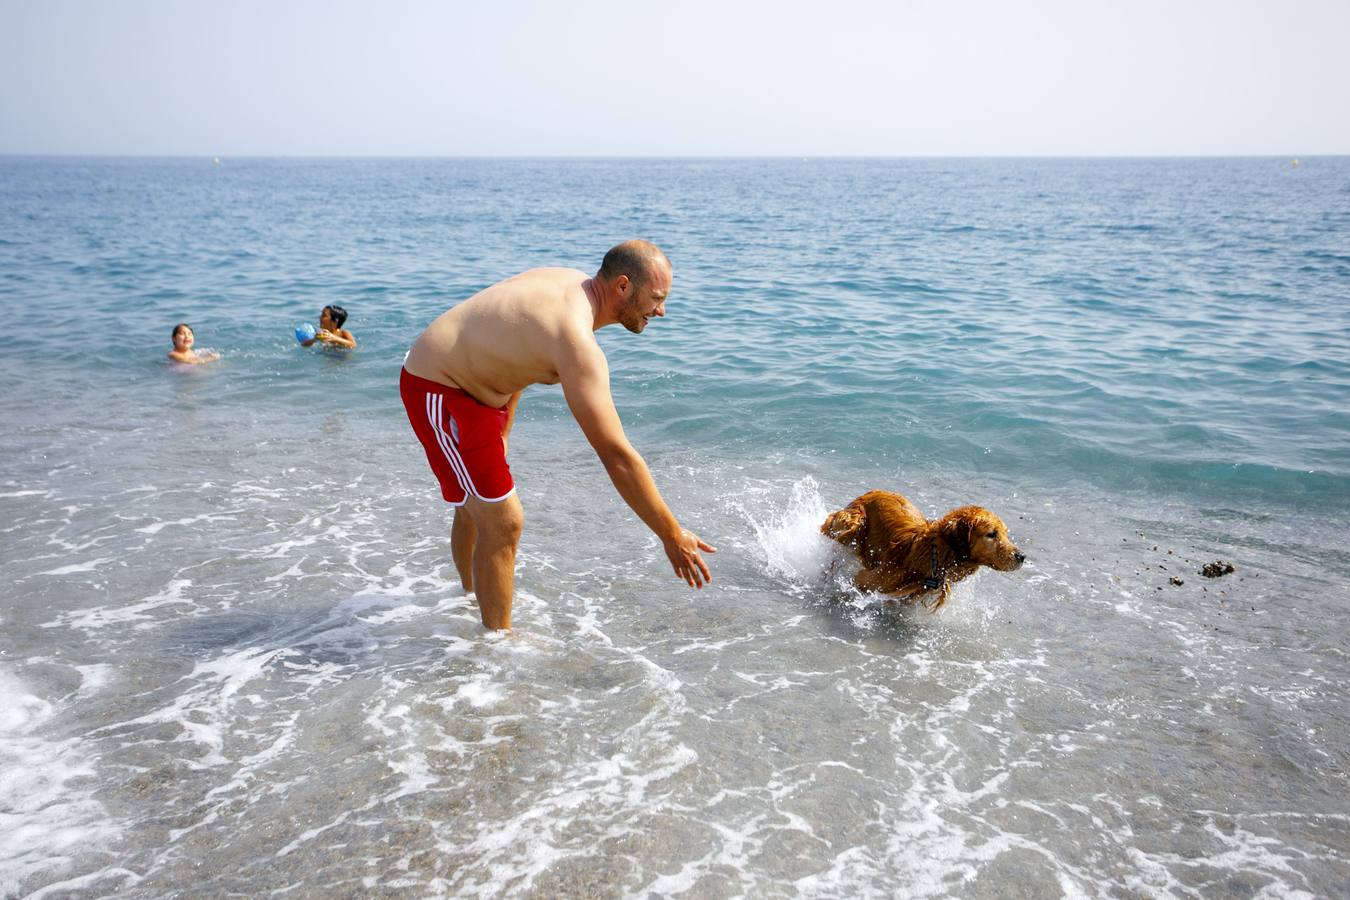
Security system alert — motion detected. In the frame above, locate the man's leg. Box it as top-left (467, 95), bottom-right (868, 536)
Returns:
top-left (451, 507), bottom-right (476, 593)
top-left (463, 493), bottom-right (523, 630)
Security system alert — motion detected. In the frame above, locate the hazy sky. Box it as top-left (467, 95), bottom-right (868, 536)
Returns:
top-left (2, 0), bottom-right (1346, 156)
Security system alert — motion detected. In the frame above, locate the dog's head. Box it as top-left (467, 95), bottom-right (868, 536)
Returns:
top-left (940, 506), bottom-right (1026, 571)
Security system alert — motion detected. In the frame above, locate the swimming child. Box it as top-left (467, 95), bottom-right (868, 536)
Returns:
top-left (300, 305), bottom-right (357, 349)
top-left (167, 323), bottom-right (220, 364)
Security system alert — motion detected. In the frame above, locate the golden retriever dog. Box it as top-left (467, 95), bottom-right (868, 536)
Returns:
top-left (821, 490), bottom-right (1025, 610)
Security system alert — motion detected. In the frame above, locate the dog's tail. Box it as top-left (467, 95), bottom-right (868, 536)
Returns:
top-left (821, 503), bottom-right (866, 548)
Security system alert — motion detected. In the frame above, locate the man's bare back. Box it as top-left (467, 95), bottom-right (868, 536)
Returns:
top-left (404, 267), bottom-right (593, 407)
top-left (399, 241), bottom-right (714, 631)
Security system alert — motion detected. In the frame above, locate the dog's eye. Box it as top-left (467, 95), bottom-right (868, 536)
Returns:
top-left (988, 531), bottom-right (999, 539)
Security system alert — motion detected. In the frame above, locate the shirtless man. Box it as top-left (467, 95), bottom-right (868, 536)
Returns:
top-left (401, 240), bottom-right (715, 630)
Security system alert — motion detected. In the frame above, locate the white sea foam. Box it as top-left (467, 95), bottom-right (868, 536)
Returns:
top-left (451, 675), bottom-right (503, 709)
top-left (73, 664), bottom-right (113, 697)
top-left (359, 601), bottom-right (443, 625)
top-left (46, 578), bottom-right (196, 631)
top-left (102, 646), bottom-right (298, 767)
top-left (31, 556), bottom-right (115, 577)
top-left (0, 670), bottom-right (119, 897)
top-left (134, 509), bottom-right (241, 535)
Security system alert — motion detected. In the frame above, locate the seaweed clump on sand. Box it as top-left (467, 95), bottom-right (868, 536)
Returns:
top-left (1200, 560), bottom-right (1236, 578)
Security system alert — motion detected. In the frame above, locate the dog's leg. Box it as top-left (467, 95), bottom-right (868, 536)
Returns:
top-left (821, 505), bottom-right (866, 547)
top-left (924, 583), bottom-right (952, 612)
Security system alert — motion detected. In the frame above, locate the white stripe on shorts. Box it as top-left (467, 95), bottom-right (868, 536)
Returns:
top-left (427, 393), bottom-right (479, 498)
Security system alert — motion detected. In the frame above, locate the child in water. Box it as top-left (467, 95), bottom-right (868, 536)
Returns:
top-left (167, 323), bottom-right (220, 364)
top-left (300, 305), bottom-right (357, 349)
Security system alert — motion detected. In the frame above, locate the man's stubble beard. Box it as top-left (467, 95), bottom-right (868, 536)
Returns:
top-left (618, 292), bottom-right (647, 334)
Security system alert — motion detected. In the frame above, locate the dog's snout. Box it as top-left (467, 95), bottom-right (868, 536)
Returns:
top-left (1014, 550), bottom-right (1027, 566)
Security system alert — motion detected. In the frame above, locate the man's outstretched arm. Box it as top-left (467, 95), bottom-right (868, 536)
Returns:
top-left (559, 337), bottom-right (714, 587)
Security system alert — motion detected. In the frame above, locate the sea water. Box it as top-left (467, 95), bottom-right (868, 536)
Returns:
top-left (1, 157), bottom-right (1347, 897)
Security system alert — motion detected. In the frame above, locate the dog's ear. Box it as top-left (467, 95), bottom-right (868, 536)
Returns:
top-left (940, 514), bottom-right (972, 561)
top-left (822, 504), bottom-right (866, 547)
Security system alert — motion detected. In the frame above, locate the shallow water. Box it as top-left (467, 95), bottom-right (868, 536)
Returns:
top-left (2, 157), bottom-right (1348, 897)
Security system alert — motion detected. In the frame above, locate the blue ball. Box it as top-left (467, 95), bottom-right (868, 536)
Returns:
top-left (295, 323), bottom-right (317, 343)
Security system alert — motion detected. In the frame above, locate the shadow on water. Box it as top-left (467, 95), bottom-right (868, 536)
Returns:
top-left (154, 593), bottom-right (464, 671)
top-left (799, 580), bottom-right (935, 649)
top-left (158, 609), bottom-right (280, 655)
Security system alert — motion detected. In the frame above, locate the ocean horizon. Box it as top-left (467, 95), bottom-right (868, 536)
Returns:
top-left (1, 152), bottom-right (1339, 161)
top-left (2, 155), bottom-right (1347, 897)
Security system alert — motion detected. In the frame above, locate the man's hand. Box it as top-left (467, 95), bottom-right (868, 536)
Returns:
top-left (663, 529), bottom-right (716, 588)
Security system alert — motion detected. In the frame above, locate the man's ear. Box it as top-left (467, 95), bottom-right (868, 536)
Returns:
top-left (614, 274), bottom-right (631, 295)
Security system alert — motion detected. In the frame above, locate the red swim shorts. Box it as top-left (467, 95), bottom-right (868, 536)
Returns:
top-left (400, 368), bottom-right (515, 506)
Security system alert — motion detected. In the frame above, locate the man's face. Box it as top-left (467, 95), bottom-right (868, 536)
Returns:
top-left (618, 263), bottom-right (671, 334)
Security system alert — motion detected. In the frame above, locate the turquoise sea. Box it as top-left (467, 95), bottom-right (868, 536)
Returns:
top-left (2, 157), bottom-right (1348, 897)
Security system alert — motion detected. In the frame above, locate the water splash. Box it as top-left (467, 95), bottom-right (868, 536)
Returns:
top-left (744, 477), bottom-right (838, 584)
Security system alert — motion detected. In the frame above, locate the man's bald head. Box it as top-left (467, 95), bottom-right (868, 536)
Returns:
top-left (598, 240), bottom-right (670, 289)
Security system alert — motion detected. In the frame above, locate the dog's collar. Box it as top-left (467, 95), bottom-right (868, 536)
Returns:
top-left (923, 544), bottom-right (943, 590)
top-left (923, 542), bottom-right (970, 590)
